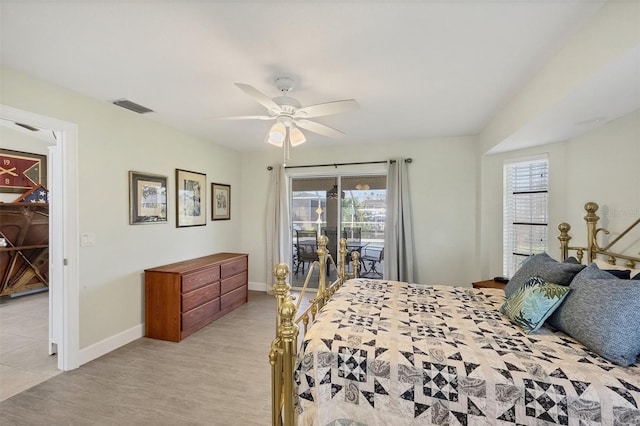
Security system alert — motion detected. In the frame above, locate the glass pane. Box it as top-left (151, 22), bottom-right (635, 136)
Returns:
top-left (510, 254), bottom-right (530, 277)
top-left (510, 162), bottom-right (548, 192)
top-left (513, 193), bottom-right (548, 224)
top-left (291, 177), bottom-right (335, 232)
top-left (512, 224), bottom-right (547, 256)
top-left (291, 175), bottom-right (387, 286)
top-left (503, 157), bottom-right (549, 277)
top-left (291, 177), bottom-right (336, 288)
top-left (340, 175), bottom-right (386, 279)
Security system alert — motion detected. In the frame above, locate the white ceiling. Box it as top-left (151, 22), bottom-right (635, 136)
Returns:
top-left (2, 0), bottom-right (634, 153)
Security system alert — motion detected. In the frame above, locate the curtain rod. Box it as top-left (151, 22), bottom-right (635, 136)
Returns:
top-left (267, 158), bottom-right (412, 171)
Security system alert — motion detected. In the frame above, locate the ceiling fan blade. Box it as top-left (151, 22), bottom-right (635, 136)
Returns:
top-left (295, 99), bottom-right (359, 119)
top-left (234, 83), bottom-right (281, 112)
top-left (219, 115), bottom-right (274, 121)
top-left (296, 119), bottom-right (345, 138)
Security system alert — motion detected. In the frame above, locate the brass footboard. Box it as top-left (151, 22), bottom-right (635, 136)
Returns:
top-left (269, 236), bottom-right (360, 426)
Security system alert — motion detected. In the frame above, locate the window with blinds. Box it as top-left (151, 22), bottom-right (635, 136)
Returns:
top-left (503, 155), bottom-right (549, 277)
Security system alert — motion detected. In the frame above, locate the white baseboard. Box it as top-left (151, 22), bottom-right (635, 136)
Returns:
top-left (79, 283), bottom-right (267, 365)
top-left (78, 323), bottom-right (144, 366)
top-left (249, 281), bottom-right (267, 292)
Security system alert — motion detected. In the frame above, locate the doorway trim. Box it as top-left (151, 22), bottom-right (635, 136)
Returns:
top-left (1, 104), bottom-right (80, 371)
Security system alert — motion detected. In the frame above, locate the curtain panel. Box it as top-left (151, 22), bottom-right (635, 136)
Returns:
top-left (265, 164), bottom-right (291, 294)
top-left (384, 158), bottom-right (415, 282)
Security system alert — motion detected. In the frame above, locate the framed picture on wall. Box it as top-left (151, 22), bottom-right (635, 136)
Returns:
top-left (0, 148), bottom-right (47, 193)
top-left (129, 171), bottom-right (168, 225)
top-left (211, 183), bottom-right (230, 220)
top-left (176, 168), bottom-right (206, 227)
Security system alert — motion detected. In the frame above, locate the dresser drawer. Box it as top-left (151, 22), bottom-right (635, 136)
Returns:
top-left (221, 285), bottom-right (247, 308)
top-left (221, 271), bottom-right (247, 295)
top-left (221, 257), bottom-right (247, 279)
top-left (182, 265), bottom-right (220, 293)
top-left (145, 253), bottom-right (248, 342)
top-left (182, 298), bottom-right (220, 331)
top-left (182, 282), bottom-right (220, 312)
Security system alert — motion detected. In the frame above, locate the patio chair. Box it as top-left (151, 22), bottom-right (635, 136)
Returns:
top-left (295, 230), bottom-right (319, 276)
top-left (343, 227), bottom-right (361, 244)
top-left (361, 246), bottom-right (384, 278)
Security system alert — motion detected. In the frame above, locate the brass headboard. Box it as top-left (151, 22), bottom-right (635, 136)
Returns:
top-left (558, 202), bottom-right (640, 268)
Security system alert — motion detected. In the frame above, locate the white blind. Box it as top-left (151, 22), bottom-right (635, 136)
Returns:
top-left (503, 155), bottom-right (549, 277)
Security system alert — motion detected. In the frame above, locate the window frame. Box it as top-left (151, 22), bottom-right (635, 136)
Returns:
top-left (503, 154), bottom-right (549, 277)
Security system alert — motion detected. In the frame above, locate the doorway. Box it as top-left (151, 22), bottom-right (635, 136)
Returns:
top-left (290, 174), bottom-right (386, 287)
top-left (0, 104), bottom-right (80, 372)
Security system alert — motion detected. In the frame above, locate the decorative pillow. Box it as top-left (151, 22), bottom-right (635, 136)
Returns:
top-left (504, 252), bottom-right (585, 298)
top-left (547, 263), bottom-right (640, 366)
top-left (603, 269), bottom-right (631, 279)
top-left (500, 276), bottom-right (571, 333)
top-left (594, 258), bottom-right (640, 279)
top-left (560, 257), bottom-right (630, 278)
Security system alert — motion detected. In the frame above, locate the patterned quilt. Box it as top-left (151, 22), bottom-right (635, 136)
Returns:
top-left (294, 279), bottom-right (640, 425)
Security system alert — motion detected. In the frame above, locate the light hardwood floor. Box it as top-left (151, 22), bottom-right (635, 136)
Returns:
top-left (0, 291), bottom-right (61, 402)
top-left (1, 291), bottom-right (277, 425)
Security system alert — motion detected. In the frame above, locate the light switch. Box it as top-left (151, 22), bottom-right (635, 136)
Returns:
top-left (81, 233), bottom-right (96, 246)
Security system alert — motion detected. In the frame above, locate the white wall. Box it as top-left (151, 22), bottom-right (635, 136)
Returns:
top-left (240, 136), bottom-right (478, 290)
top-left (479, 108), bottom-right (640, 279)
top-left (480, 0), bottom-right (639, 154)
top-left (1, 67), bottom-right (243, 349)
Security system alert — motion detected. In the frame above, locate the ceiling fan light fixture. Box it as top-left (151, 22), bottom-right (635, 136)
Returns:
top-left (289, 126), bottom-right (306, 147)
top-left (230, 80), bottom-right (358, 152)
top-left (267, 122), bottom-right (286, 147)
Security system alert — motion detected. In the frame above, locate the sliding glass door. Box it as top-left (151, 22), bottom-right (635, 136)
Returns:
top-left (290, 174), bottom-right (386, 287)
top-left (340, 176), bottom-right (386, 279)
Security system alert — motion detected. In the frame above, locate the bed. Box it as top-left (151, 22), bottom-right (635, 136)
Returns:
top-left (269, 202), bottom-right (640, 425)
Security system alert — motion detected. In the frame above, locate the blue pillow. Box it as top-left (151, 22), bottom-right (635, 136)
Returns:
top-left (603, 269), bottom-right (631, 279)
top-left (504, 252), bottom-right (585, 298)
top-left (560, 262), bottom-right (639, 280)
top-left (548, 263), bottom-right (640, 366)
top-left (500, 276), bottom-right (571, 333)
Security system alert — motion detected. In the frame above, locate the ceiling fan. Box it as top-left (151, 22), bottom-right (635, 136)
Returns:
top-left (224, 77), bottom-right (358, 148)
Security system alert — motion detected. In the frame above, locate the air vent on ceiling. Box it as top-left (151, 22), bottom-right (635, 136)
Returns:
top-left (15, 122), bottom-right (40, 131)
top-left (112, 99), bottom-right (154, 114)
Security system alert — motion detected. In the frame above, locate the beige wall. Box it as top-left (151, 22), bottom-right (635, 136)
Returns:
top-left (239, 136), bottom-right (479, 290)
top-left (478, 108), bottom-right (640, 279)
top-left (476, 0), bottom-right (639, 279)
top-left (480, 0), bottom-right (639, 154)
top-left (2, 63), bottom-right (637, 360)
top-left (1, 67), bottom-right (243, 349)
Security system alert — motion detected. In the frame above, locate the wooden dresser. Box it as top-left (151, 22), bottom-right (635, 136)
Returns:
top-left (144, 252), bottom-right (248, 342)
